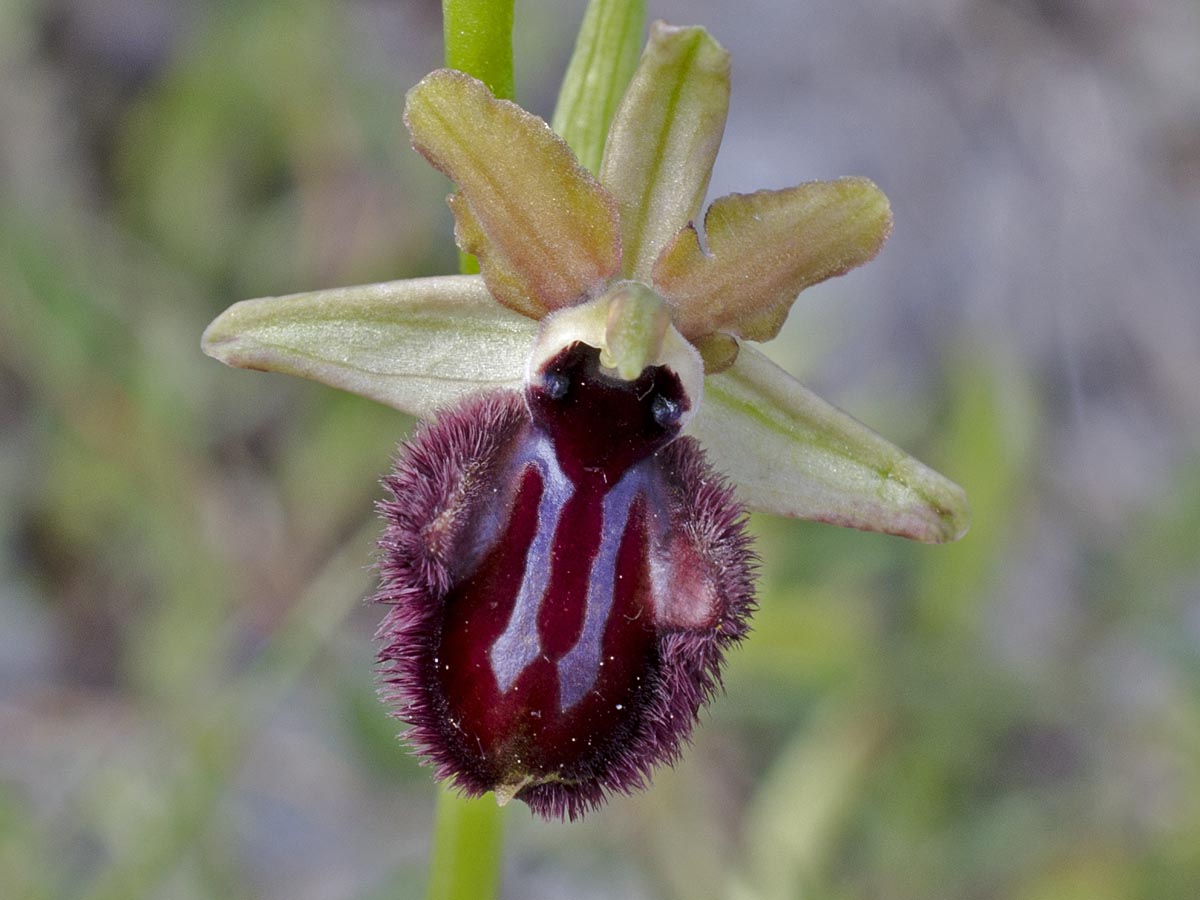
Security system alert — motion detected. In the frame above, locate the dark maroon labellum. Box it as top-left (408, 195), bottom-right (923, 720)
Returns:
top-left (375, 342), bottom-right (756, 819)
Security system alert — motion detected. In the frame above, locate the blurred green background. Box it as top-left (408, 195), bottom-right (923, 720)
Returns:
top-left (2, 0), bottom-right (1199, 898)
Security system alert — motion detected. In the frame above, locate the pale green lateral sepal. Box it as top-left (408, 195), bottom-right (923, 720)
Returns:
top-left (655, 178), bottom-right (893, 343)
top-left (551, 0), bottom-right (647, 175)
top-left (689, 346), bottom-right (969, 543)
top-left (201, 275), bottom-right (535, 417)
top-left (405, 70), bottom-right (622, 319)
top-left (600, 21), bottom-right (730, 281)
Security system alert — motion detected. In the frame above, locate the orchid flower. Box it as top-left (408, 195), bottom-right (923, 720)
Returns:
top-left (202, 22), bottom-right (968, 821)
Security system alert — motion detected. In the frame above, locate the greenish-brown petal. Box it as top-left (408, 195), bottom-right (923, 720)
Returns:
top-left (688, 345), bottom-right (969, 543)
top-left (654, 178), bottom-right (893, 343)
top-left (600, 21), bottom-right (730, 281)
top-left (693, 331), bottom-right (740, 373)
top-left (404, 69), bottom-right (622, 318)
top-left (200, 275), bottom-right (534, 416)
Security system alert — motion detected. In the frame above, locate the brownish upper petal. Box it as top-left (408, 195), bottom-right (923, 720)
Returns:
top-left (653, 177), bottom-right (893, 343)
top-left (405, 69), bottom-right (622, 319)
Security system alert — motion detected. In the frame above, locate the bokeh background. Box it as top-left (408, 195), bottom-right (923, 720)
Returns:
top-left (3, 0), bottom-right (1199, 897)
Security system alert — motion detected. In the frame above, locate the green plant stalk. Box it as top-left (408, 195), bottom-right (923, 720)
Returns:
top-left (426, 2), bottom-right (514, 897)
top-left (426, 789), bottom-right (506, 900)
top-left (442, 0), bottom-right (515, 100)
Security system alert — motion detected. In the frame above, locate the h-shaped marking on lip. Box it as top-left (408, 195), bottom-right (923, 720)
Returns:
top-left (556, 469), bottom-right (642, 711)
top-left (489, 435), bottom-right (571, 693)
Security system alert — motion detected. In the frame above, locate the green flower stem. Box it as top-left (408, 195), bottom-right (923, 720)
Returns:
top-left (426, 788), bottom-right (506, 900)
top-left (442, 0), bottom-right (515, 100)
top-left (552, 0), bottom-right (646, 174)
top-left (425, 4), bottom-right (514, 898)
top-left (443, 0), bottom-right (513, 276)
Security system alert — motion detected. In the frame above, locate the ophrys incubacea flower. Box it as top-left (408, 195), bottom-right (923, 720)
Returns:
top-left (202, 22), bottom-right (968, 820)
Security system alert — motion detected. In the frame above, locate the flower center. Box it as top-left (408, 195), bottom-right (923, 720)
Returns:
top-left (527, 341), bottom-right (687, 481)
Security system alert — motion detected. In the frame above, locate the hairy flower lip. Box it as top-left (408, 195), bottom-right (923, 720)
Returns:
top-left (375, 387), bottom-right (756, 820)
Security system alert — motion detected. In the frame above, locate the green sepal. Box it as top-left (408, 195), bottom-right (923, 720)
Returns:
top-left (551, 0), bottom-right (647, 175)
top-left (201, 275), bottom-right (534, 417)
top-left (690, 346), bottom-right (969, 543)
top-left (600, 22), bottom-right (730, 281)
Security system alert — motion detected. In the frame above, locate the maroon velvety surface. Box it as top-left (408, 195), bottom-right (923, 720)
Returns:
top-left (374, 344), bottom-right (756, 819)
